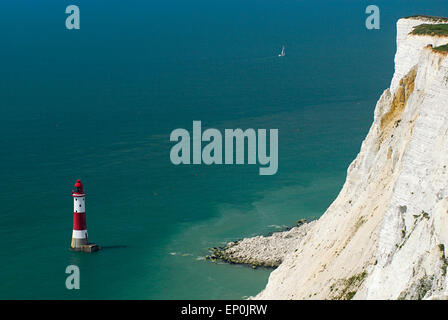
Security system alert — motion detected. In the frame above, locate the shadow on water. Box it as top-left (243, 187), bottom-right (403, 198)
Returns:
top-left (100, 245), bottom-right (129, 250)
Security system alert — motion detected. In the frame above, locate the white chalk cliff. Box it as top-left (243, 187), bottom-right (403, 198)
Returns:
top-left (256, 16), bottom-right (448, 300)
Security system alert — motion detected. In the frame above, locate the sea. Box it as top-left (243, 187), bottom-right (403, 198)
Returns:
top-left (0, 0), bottom-right (447, 299)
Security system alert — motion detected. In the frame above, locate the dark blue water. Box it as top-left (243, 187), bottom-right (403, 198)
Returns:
top-left (0, 0), bottom-right (446, 299)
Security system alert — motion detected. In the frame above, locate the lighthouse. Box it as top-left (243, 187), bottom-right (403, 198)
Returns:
top-left (71, 179), bottom-right (100, 252)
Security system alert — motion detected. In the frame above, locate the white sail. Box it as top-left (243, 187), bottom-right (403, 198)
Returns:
top-left (278, 45), bottom-right (285, 57)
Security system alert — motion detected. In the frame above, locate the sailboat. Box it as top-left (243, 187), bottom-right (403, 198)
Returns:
top-left (278, 45), bottom-right (285, 57)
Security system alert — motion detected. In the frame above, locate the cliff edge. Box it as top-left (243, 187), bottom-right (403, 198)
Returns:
top-left (256, 16), bottom-right (448, 300)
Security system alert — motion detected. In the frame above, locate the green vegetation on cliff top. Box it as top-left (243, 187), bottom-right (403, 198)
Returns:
top-left (433, 44), bottom-right (448, 52)
top-left (411, 24), bottom-right (448, 36)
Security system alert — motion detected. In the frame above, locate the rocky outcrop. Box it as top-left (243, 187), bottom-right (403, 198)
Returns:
top-left (207, 220), bottom-right (316, 268)
top-left (252, 16), bottom-right (448, 300)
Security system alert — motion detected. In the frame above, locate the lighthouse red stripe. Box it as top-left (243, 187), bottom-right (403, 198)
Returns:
top-left (73, 212), bottom-right (87, 230)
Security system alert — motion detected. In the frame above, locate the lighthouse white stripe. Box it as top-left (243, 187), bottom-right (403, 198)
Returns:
top-left (72, 230), bottom-right (88, 239)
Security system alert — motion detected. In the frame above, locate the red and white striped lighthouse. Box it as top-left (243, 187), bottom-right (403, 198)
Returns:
top-left (71, 179), bottom-right (100, 252)
top-left (71, 179), bottom-right (88, 249)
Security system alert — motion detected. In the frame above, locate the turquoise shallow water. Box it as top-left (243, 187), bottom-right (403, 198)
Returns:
top-left (0, 0), bottom-right (447, 299)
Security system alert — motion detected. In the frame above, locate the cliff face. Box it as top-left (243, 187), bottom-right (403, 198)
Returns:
top-left (256, 17), bottom-right (448, 300)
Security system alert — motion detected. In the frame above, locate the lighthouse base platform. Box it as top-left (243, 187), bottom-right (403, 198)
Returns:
top-left (71, 243), bottom-right (101, 253)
